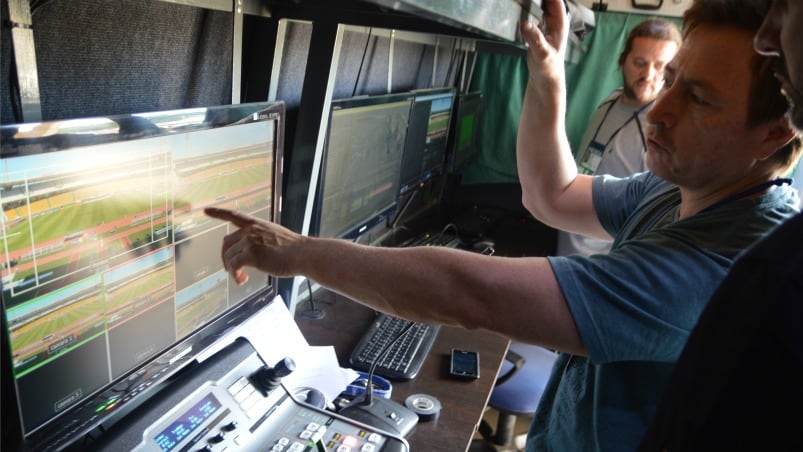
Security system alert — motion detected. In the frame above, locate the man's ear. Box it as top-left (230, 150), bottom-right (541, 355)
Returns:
top-left (756, 116), bottom-right (797, 161)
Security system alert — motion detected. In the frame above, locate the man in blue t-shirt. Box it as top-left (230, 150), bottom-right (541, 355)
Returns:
top-left (516, 1), bottom-right (800, 449)
top-left (204, 0), bottom-right (802, 450)
top-left (639, 0), bottom-right (803, 449)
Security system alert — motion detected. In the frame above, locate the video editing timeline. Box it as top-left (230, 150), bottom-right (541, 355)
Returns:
top-left (316, 93), bottom-right (413, 240)
top-left (398, 89), bottom-right (455, 196)
top-left (0, 102), bottom-right (283, 448)
top-left (124, 339), bottom-right (409, 452)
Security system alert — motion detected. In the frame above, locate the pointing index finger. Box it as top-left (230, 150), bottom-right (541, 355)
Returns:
top-left (204, 207), bottom-right (255, 228)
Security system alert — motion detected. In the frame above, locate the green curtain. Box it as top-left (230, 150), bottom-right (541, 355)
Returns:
top-left (461, 12), bottom-right (681, 185)
top-left (459, 52), bottom-right (529, 184)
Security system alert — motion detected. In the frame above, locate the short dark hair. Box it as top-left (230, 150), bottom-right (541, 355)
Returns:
top-left (617, 18), bottom-right (682, 67)
top-left (683, 0), bottom-right (801, 175)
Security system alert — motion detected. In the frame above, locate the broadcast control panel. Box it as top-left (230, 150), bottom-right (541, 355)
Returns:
top-left (94, 339), bottom-right (409, 452)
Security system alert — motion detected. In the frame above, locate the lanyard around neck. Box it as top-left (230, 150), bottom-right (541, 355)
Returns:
top-left (588, 94), bottom-right (652, 150)
top-left (699, 178), bottom-right (793, 215)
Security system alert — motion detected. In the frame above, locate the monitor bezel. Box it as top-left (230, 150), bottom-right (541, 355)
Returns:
top-left (0, 101), bottom-right (285, 451)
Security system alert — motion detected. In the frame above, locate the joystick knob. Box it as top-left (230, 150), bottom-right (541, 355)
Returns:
top-left (271, 357), bottom-right (296, 379)
top-left (250, 357), bottom-right (296, 395)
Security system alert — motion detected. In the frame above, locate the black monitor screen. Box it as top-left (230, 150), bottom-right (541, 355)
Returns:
top-left (314, 93), bottom-right (413, 240)
top-left (0, 102), bottom-right (284, 450)
top-left (447, 91), bottom-right (483, 172)
top-left (397, 88), bottom-right (455, 195)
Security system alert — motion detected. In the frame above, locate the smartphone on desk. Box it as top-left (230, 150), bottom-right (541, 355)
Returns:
top-left (449, 348), bottom-right (480, 380)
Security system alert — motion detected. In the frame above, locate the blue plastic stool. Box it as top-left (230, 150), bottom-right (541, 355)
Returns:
top-left (480, 342), bottom-right (558, 447)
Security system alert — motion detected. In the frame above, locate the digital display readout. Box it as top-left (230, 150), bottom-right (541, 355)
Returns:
top-left (153, 393), bottom-right (222, 451)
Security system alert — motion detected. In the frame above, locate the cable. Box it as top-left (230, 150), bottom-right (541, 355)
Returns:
top-left (440, 222), bottom-right (459, 236)
top-left (444, 39), bottom-right (459, 87)
top-left (352, 28), bottom-right (373, 97)
top-left (465, 50), bottom-right (478, 93)
top-left (297, 277), bottom-right (330, 319)
top-left (31, 0), bottom-right (58, 16)
top-left (388, 188), bottom-right (419, 230)
top-left (362, 320), bottom-right (415, 407)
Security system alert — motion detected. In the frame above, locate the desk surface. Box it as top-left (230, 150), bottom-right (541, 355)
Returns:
top-left (295, 291), bottom-right (509, 451)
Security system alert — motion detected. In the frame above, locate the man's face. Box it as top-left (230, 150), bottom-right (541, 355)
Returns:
top-left (621, 36), bottom-right (678, 107)
top-left (644, 25), bottom-right (767, 192)
top-left (755, 0), bottom-right (803, 131)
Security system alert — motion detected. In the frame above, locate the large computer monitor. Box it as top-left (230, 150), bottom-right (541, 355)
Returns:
top-left (312, 93), bottom-right (413, 240)
top-left (0, 101), bottom-right (285, 450)
top-left (446, 91), bottom-right (483, 173)
top-left (397, 88), bottom-right (456, 196)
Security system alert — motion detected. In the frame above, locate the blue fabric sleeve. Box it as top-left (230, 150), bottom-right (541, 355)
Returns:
top-left (592, 172), bottom-right (664, 236)
top-left (549, 244), bottom-right (726, 364)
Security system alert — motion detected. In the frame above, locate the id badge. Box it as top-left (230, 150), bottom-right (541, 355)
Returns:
top-left (578, 140), bottom-right (606, 175)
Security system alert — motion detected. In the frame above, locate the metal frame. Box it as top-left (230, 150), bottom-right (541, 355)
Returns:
top-left (3, 0), bottom-right (273, 121)
top-left (6, 0), bottom-right (40, 122)
top-left (363, 0), bottom-right (537, 43)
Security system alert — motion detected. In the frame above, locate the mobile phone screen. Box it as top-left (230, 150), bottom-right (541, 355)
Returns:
top-left (450, 349), bottom-right (480, 379)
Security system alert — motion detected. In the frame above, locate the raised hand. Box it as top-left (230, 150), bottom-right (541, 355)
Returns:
top-left (520, 0), bottom-right (570, 91)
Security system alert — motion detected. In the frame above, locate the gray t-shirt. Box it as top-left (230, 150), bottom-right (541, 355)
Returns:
top-left (558, 89), bottom-right (651, 257)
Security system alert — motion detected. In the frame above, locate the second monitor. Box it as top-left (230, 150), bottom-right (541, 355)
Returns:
top-left (397, 88), bottom-right (456, 196)
top-left (314, 92), bottom-right (414, 240)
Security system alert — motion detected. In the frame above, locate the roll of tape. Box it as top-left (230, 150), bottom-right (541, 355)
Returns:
top-left (405, 393), bottom-right (442, 421)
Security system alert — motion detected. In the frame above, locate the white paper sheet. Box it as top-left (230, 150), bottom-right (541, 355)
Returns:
top-left (197, 295), bottom-right (358, 404)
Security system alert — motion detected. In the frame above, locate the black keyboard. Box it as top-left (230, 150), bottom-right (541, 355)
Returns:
top-left (401, 231), bottom-right (462, 248)
top-left (349, 313), bottom-right (440, 380)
